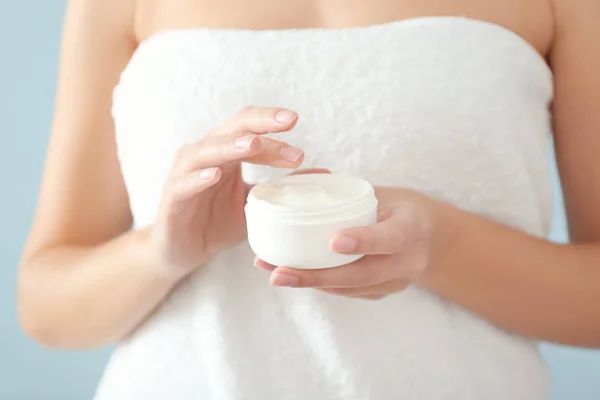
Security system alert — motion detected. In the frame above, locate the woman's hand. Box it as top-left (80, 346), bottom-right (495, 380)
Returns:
top-left (151, 106), bottom-right (304, 279)
top-left (255, 188), bottom-right (441, 300)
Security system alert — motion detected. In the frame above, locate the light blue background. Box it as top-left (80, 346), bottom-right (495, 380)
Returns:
top-left (0, 2), bottom-right (598, 399)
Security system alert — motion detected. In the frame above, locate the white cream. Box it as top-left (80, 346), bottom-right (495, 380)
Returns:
top-left (245, 173), bottom-right (378, 269)
top-left (251, 183), bottom-right (340, 207)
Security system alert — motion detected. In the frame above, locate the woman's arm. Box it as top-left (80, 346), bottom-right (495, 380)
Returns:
top-left (19, 0), bottom-right (305, 349)
top-left (423, 0), bottom-right (600, 347)
top-left (263, 0), bottom-right (600, 347)
top-left (17, 0), bottom-right (175, 349)
top-left (422, 201), bottom-right (600, 347)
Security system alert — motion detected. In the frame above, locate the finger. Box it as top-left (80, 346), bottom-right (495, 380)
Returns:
top-left (320, 291), bottom-right (386, 301)
top-left (254, 257), bottom-right (277, 272)
top-left (164, 167), bottom-right (222, 213)
top-left (176, 134), bottom-right (304, 174)
top-left (244, 136), bottom-right (304, 166)
top-left (289, 168), bottom-right (331, 175)
top-left (217, 106), bottom-right (299, 136)
top-left (269, 255), bottom-right (397, 288)
top-left (330, 207), bottom-right (405, 255)
top-left (173, 134), bottom-right (260, 174)
top-left (329, 292), bottom-right (387, 301)
top-left (319, 279), bottom-right (409, 298)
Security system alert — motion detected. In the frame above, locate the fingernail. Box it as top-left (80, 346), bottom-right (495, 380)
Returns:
top-left (271, 274), bottom-right (299, 287)
top-left (280, 147), bottom-right (304, 163)
top-left (234, 135), bottom-right (256, 149)
top-left (275, 110), bottom-right (298, 124)
top-left (199, 168), bottom-right (217, 180)
top-left (334, 235), bottom-right (357, 253)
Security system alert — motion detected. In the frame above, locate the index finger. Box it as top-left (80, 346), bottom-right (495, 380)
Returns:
top-left (269, 255), bottom-right (397, 288)
top-left (214, 106), bottom-right (299, 137)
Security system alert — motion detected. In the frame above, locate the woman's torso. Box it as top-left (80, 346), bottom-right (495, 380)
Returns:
top-left (96, 1), bottom-right (556, 399)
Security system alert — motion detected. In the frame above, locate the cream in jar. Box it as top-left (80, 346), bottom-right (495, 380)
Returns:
top-left (245, 173), bottom-right (378, 269)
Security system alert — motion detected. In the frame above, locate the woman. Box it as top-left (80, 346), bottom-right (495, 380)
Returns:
top-left (18, 0), bottom-right (600, 398)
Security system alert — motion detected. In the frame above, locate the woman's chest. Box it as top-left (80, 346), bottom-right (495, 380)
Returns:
top-left (138, 0), bottom-right (553, 55)
top-left (113, 20), bottom-right (553, 235)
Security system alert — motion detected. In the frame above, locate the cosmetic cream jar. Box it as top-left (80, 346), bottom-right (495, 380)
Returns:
top-left (245, 173), bottom-right (378, 269)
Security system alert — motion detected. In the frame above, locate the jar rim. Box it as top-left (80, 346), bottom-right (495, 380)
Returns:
top-left (246, 173), bottom-right (377, 220)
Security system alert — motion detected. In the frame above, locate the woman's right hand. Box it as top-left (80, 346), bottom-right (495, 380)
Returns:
top-left (150, 106), bottom-right (304, 279)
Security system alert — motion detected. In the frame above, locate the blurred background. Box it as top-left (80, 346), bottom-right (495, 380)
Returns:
top-left (1, 1), bottom-right (599, 399)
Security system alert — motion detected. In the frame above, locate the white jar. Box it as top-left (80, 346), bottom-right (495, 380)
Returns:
top-left (245, 173), bottom-right (378, 269)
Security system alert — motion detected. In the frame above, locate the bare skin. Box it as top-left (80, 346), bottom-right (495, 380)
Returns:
top-left (18, 0), bottom-right (600, 349)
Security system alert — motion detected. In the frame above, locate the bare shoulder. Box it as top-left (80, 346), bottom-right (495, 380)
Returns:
top-left (65, 0), bottom-right (136, 28)
top-left (549, 0), bottom-right (600, 55)
top-left (22, 0), bottom-right (140, 259)
top-left (550, 0), bottom-right (600, 241)
top-left (551, 0), bottom-right (600, 36)
top-left (63, 0), bottom-right (137, 41)
top-left (465, 0), bottom-right (555, 57)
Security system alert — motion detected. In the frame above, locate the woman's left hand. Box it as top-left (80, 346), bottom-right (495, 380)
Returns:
top-left (254, 188), bottom-right (441, 300)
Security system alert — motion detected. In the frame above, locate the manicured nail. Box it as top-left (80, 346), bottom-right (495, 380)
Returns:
top-left (199, 168), bottom-right (217, 180)
top-left (275, 110), bottom-right (298, 124)
top-left (234, 135), bottom-right (256, 149)
top-left (280, 147), bottom-right (304, 163)
top-left (334, 235), bottom-right (357, 253)
top-left (271, 274), bottom-right (299, 287)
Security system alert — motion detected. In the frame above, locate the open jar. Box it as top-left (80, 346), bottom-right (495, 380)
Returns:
top-left (245, 173), bottom-right (378, 269)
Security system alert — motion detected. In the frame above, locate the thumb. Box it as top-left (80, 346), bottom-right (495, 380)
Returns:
top-left (331, 206), bottom-right (405, 255)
